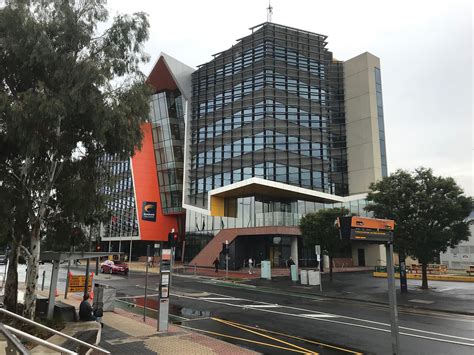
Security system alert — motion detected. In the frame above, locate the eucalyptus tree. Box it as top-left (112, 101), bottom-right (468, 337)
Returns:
top-left (0, 0), bottom-right (151, 318)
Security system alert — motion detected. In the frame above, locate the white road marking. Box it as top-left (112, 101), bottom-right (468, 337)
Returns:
top-left (200, 297), bottom-right (243, 301)
top-left (243, 304), bottom-right (280, 308)
top-left (300, 314), bottom-right (339, 318)
top-left (408, 299), bottom-right (435, 304)
top-left (171, 292), bottom-right (474, 347)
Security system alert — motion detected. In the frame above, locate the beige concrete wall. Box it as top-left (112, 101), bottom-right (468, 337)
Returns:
top-left (344, 52), bottom-right (383, 195)
top-left (352, 243), bottom-right (386, 267)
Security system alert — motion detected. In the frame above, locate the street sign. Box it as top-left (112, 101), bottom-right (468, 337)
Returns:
top-left (67, 274), bottom-right (93, 293)
top-left (315, 245), bottom-right (321, 255)
top-left (337, 216), bottom-right (395, 243)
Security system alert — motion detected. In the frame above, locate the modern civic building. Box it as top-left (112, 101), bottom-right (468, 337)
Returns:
top-left (99, 22), bottom-right (388, 268)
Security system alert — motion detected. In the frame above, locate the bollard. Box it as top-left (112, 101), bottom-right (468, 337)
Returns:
top-left (41, 270), bottom-right (46, 291)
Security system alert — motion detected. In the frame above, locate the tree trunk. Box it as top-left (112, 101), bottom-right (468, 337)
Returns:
top-left (421, 263), bottom-right (428, 290)
top-left (329, 256), bottom-right (333, 282)
top-left (23, 227), bottom-right (41, 319)
top-left (3, 241), bottom-right (21, 312)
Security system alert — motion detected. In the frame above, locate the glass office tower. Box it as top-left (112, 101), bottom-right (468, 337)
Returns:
top-left (188, 23), bottom-right (348, 209)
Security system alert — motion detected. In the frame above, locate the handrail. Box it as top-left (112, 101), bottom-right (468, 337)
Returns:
top-left (2, 323), bottom-right (77, 354)
top-left (0, 308), bottom-right (110, 354)
top-left (0, 323), bottom-right (29, 354)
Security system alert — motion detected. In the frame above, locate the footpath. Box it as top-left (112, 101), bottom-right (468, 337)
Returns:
top-left (51, 291), bottom-right (257, 355)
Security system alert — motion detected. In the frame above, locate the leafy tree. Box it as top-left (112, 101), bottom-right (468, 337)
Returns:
top-left (0, 0), bottom-right (151, 318)
top-left (299, 208), bottom-right (349, 281)
top-left (366, 168), bottom-right (472, 289)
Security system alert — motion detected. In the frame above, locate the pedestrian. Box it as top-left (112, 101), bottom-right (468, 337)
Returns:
top-left (148, 256), bottom-right (153, 268)
top-left (248, 257), bottom-right (254, 274)
top-left (213, 257), bottom-right (220, 273)
top-left (79, 293), bottom-right (96, 321)
top-left (287, 257), bottom-right (295, 268)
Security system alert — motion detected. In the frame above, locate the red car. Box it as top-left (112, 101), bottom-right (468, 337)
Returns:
top-left (100, 260), bottom-right (129, 275)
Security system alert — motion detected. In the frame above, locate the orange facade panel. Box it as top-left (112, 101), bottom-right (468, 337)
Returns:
top-left (131, 123), bottom-right (178, 241)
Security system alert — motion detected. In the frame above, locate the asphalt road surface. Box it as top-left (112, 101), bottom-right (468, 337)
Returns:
top-left (6, 265), bottom-right (474, 354)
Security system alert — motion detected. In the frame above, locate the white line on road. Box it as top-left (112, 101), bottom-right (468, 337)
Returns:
top-left (200, 297), bottom-right (243, 301)
top-left (300, 314), bottom-right (339, 318)
top-left (171, 292), bottom-right (474, 347)
top-left (242, 304), bottom-right (280, 308)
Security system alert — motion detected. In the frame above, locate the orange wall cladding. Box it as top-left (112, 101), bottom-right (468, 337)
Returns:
top-left (131, 122), bottom-right (178, 241)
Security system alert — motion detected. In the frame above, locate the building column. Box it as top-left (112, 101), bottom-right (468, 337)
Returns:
top-left (291, 236), bottom-right (298, 268)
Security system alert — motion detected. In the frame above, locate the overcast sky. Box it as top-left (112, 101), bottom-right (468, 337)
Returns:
top-left (111, 0), bottom-right (473, 196)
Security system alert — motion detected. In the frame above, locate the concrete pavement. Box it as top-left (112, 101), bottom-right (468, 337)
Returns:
top-left (52, 292), bottom-right (258, 355)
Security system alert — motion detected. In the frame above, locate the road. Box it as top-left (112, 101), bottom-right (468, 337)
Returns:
top-left (4, 264), bottom-right (474, 354)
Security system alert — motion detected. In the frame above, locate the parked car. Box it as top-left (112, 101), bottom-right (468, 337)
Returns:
top-left (100, 260), bottom-right (129, 275)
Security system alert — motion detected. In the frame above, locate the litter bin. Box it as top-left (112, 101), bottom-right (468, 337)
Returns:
top-left (308, 270), bottom-right (321, 286)
top-left (300, 270), bottom-right (308, 285)
top-left (261, 260), bottom-right (272, 280)
top-left (93, 283), bottom-right (116, 312)
top-left (290, 264), bottom-right (298, 282)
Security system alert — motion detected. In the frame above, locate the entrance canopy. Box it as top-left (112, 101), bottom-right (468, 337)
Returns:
top-left (208, 177), bottom-right (367, 217)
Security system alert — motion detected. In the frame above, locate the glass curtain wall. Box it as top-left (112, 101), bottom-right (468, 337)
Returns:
top-left (375, 67), bottom-right (388, 177)
top-left (98, 154), bottom-right (139, 238)
top-left (189, 23), bottom-right (348, 208)
top-left (185, 197), bottom-right (370, 235)
top-left (149, 90), bottom-right (185, 214)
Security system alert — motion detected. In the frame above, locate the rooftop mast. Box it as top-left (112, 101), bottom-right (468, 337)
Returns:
top-left (267, 0), bottom-right (273, 22)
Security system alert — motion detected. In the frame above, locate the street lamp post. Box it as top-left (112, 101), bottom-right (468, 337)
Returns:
top-left (225, 240), bottom-right (229, 278)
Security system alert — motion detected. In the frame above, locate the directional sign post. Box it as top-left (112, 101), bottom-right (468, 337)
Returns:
top-left (337, 216), bottom-right (399, 354)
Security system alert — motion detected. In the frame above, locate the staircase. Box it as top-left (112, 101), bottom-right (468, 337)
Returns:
top-left (190, 226), bottom-right (300, 268)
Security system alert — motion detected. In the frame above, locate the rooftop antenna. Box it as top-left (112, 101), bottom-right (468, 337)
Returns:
top-left (267, 0), bottom-right (273, 22)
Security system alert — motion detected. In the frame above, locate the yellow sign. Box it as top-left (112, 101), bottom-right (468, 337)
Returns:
top-left (67, 274), bottom-right (93, 293)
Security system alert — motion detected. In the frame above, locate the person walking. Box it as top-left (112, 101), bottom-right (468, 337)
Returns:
top-left (213, 257), bottom-right (220, 273)
top-left (248, 257), bottom-right (254, 274)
